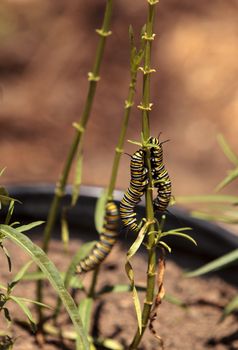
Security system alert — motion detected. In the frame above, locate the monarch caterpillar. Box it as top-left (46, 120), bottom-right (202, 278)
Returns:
top-left (149, 136), bottom-right (172, 212)
top-left (76, 201), bottom-right (119, 273)
top-left (120, 149), bottom-right (148, 232)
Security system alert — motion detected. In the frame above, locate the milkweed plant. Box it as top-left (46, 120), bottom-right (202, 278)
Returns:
top-left (0, 1), bottom-right (199, 349)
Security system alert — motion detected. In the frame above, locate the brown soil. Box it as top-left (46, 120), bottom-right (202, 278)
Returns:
top-left (0, 235), bottom-right (237, 350)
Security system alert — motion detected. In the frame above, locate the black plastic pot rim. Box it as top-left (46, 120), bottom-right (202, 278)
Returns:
top-left (4, 183), bottom-right (238, 260)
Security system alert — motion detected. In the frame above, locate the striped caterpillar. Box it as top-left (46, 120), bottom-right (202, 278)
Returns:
top-left (120, 136), bottom-right (172, 233)
top-left (77, 201), bottom-right (119, 273)
top-left (120, 149), bottom-right (148, 232)
top-left (149, 136), bottom-right (172, 212)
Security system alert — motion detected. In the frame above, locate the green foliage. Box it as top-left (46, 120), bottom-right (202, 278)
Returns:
top-left (160, 228), bottom-right (197, 247)
top-left (0, 224), bottom-right (89, 349)
top-left (53, 241), bottom-right (96, 320)
top-left (78, 297), bottom-right (93, 334)
top-left (129, 25), bottom-right (145, 75)
top-left (0, 0), bottom-right (215, 347)
top-left (94, 189), bottom-right (108, 233)
top-left (125, 222), bottom-right (150, 334)
top-left (0, 243), bottom-right (11, 272)
top-left (0, 260), bottom-right (49, 331)
top-left (61, 207), bottom-right (70, 251)
top-left (223, 295), bottom-right (238, 318)
top-left (217, 134), bottom-right (238, 166)
top-left (185, 249), bottom-right (238, 278)
top-left (72, 151), bottom-right (83, 207)
top-left (94, 337), bottom-right (123, 350)
top-left (180, 134), bottom-right (238, 318)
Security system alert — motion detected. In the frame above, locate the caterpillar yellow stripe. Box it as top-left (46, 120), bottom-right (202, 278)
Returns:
top-left (149, 136), bottom-right (172, 212)
top-left (76, 201), bottom-right (119, 273)
top-left (120, 149), bottom-right (148, 232)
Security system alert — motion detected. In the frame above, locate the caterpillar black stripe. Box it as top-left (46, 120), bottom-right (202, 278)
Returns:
top-left (120, 149), bottom-right (148, 232)
top-left (76, 201), bottom-right (119, 273)
top-left (149, 137), bottom-right (172, 212)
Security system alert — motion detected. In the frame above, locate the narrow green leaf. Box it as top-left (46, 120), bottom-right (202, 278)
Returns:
top-left (5, 200), bottom-right (15, 225)
top-left (164, 227), bottom-right (193, 233)
top-left (223, 294), bottom-right (238, 317)
top-left (0, 194), bottom-right (21, 206)
top-left (95, 337), bottom-right (123, 350)
top-left (216, 167), bottom-right (238, 191)
top-left (127, 139), bottom-right (142, 147)
top-left (9, 260), bottom-right (33, 291)
top-left (0, 243), bottom-right (12, 272)
top-left (43, 323), bottom-right (77, 340)
top-left (125, 260), bottom-right (142, 334)
top-left (16, 221), bottom-right (45, 233)
top-left (161, 231), bottom-right (197, 246)
top-left (0, 187), bottom-right (9, 207)
top-left (61, 208), bottom-right (69, 251)
top-left (94, 189), bottom-right (108, 233)
top-left (10, 221), bottom-right (20, 227)
top-left (15, 297), bottom-right (51, 309)
top-left (22, 271), bottom-right (46, 281)
top-left (164, 293), bottom-right (187, 308)
top-left (125, 225), bottom-right (149, 335)
top-left (10, 295), bottom-right (36, 331)
top-left (129, 25), bottom-right (134, 48)
top-left (140, 24), bottom-right (146, 47)
top-left (64, 241), bottom-right (97, 289)
top-left (97, 284), bottom-right (146, 296)
top-left (0, 167), bottom-right (6, 177)
top-left (78, 297), bottom-right (93, 333)
top-left (217, 134), bottom-right (238, 166)
top-left (0, 224), bottom-right (89, 350)
top-left (69, 276), bottom-right (84, 289)
top-left (127, 223), bottom-right (148, 260)
top-left (158, 241), bottom-right (171, 253)
top-left (0, 283), bottom-right (7, 290)
top-left (176, 195), bottom-right (238, 204)
top-left (71, 152), bottom-right (83, 206)
top-left (53, 241), bottom-right (96, 319)
top-left (98, 284), bottom-right (131, 295)
top-left (191, 211), bottom-right (238, 224)
top-left (185, 249), bottom-right (238, 277)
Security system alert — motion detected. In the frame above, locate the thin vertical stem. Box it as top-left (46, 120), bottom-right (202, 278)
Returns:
top-left (43, 0), bottom-right (113, 254)
top-left (87, 35), bottom-right (143, 327)
top-left (37, 0), bottom-right (113, 323)
top-left (129, 1), bottom-right (159, 348)
top-left (107, 69), bottom-right (138, 200)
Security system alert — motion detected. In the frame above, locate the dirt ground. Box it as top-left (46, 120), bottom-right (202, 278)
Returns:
top-left (0, 235), bottom-right (237, 350)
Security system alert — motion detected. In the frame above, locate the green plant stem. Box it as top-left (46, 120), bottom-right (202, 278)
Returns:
top-left (86, 34), bottom-right (142, 338)
top-left (43, 0), bottom-right (113, 253)
top-left (88, 266), bottom-right (100, 298)
top-left (129, 1), bottom-right (158, 348)
top-left (107, 69), bottom-right (138, 200)
top-left (36, 0), bottom-right (113, 324)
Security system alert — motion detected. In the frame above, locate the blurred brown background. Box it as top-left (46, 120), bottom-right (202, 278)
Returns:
top-left (0, 0), bottom-right (238, 197)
